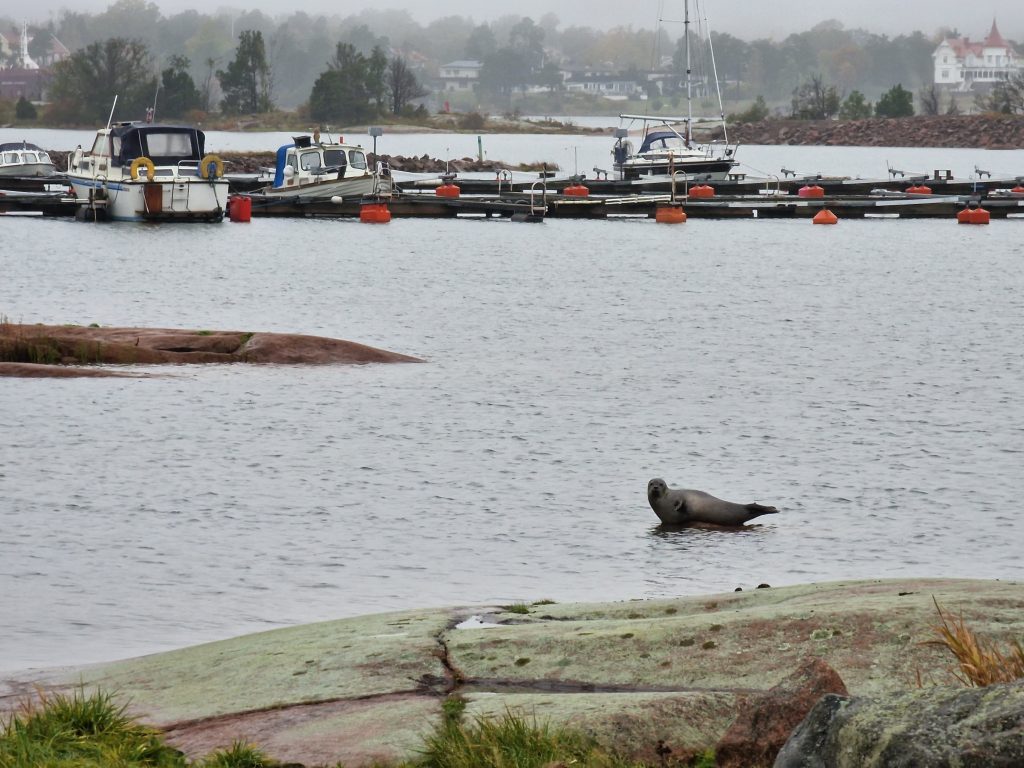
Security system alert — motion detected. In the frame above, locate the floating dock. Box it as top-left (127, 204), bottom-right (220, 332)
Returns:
top-left (4, 173), bottom-right (1023, 221)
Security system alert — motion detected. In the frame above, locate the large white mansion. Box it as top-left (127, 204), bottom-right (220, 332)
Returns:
top-left (933, 20), bottom-right (1020, 90)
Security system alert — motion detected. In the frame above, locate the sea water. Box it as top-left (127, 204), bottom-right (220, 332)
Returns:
top-left (1, 144), bottom-right (1023, 673)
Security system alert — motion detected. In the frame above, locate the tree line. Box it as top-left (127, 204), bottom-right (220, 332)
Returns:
top-left (42, 31), bottom-right (427, 125)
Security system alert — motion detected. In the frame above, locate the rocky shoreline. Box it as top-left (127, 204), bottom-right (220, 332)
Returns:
top-left (2, 578), bottom-right (1020, 767)
top-left (723, 114), bottom-right (1024, 150)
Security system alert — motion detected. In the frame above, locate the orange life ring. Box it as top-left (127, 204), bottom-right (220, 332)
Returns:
top-left (129, 156), bottom-right (156, 181)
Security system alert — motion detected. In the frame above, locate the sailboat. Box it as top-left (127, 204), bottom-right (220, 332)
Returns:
top-left (611, 0), bottom-right (738, 180)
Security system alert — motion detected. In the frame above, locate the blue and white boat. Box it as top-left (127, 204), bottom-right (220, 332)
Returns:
top-left (253, 133), bottom-right (392, 200)
top-left (66, 122), bottom-right (228, 221)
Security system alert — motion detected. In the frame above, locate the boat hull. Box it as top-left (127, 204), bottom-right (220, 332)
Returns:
top-left (257, 174), bottom-right (391, 200)
top-left (616, 157), bottom-right (737, 181)
top-left (67, 176), bottom-right (229, 222)
top-left (0, 164), bottom-right (56, 177)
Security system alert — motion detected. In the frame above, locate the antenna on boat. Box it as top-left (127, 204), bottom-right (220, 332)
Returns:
top-left (149, 81), bottom-right (160, 123)
top-left (106, 95), bottom-right (118, 130)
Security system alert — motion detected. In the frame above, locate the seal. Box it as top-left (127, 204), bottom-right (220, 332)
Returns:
top-left (647, 478), bottom-right (779, 526)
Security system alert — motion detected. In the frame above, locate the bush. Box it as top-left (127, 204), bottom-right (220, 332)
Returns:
top-left (457, 112), bottom-right (486, 130)
top-left (728, 95), bottom-right (769, 123)
top-left (875, 84), bottom-right (914, 118)
top-left (15, 96), bottom-right (36, 121)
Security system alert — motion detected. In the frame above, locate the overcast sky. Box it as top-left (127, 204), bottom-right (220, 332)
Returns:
top-left (10, 0), bottom-right (1024, 41)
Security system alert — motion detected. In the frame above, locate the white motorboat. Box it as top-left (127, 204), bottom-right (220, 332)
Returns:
top-left (612, 0), bottom-right (738, 181)
top-left (0, 141), bottom-right (56, 177)
top-left (66, 122), bottom-right (228, 222)
top-left (254, 134), bottom-right (392, 200)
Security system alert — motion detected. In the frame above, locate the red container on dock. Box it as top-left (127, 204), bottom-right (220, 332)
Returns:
top-left (228, 195), bottom-right (251, 222)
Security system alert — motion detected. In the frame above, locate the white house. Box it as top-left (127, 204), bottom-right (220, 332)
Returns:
top-left (933, 20), bottom-right (1021, 91)
top-left (439, 60), bottom-right (482, 92)
top-left (564, 70), bottom-right (646, 101)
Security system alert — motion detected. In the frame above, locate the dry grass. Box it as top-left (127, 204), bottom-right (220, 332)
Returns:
top-left (927, 598), bottom-right (1024, 687)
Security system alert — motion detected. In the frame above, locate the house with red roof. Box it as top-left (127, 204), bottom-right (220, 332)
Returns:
top-left (933, 20), bottom-right (1020, 91)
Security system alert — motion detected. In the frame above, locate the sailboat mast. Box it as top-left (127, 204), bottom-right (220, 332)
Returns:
top-left (684, 0), bottom-right (692, 146)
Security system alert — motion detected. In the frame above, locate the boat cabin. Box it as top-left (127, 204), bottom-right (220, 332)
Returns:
top-left (272, 136), bottom-right (370, 189)
top-left (0, 141), bottom-right (55, 176)
top-left (79, 123), bottom-right (208, 173)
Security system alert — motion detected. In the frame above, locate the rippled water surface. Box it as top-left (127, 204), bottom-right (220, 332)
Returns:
top-left (2, 186), bottom-right (1024, 673)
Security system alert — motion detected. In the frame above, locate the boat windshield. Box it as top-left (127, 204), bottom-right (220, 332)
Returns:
top-left (90, 134), bottom-right (110, 157)
top-left (323, 149), bottom-right (348, 168)
top-left (349, 150), bottom-right (367, 170)
top-left (638, 130), bottom-right (687, 154)
top-left (145, 132), bottom-right (193, 158)
top-left (299, 151), bottom-right (321, 171)
top-left (3, 152), bottom-right (18, 163)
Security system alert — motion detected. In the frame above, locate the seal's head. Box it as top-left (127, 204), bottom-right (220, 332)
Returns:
top-left (648, 478), bottom-right (668, 502)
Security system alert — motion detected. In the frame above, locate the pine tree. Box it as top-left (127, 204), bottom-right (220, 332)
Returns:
top-left (218, 30), bottom-right (273, 114)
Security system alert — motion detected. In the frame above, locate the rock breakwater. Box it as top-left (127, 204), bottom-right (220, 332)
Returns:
top-left (723, 114), bottom-right (1024, 149)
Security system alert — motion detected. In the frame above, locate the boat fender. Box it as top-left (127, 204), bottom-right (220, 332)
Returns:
top-left (199, 154), bottom-right (224, 179)
top-left (130, 156), bottom-right (156, 181)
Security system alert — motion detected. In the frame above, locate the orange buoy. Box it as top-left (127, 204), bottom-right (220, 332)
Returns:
top-left (435, 183), bottom-right (460, 198)
top-left (563, 184), bottom-right (590, 197)
top-left (798, 185), bottom-right (825, 198)
top-left (812, 208), bottom-right (838, 225)
top-left (689, 184), bottom-right (715, 199)
top-left (360, 202), bottom-right (391, 223)
top-left (906, 184), bottom-right (933, 194)
top-left (957, 206), bottom-right (989, 225)
top-left (228, 194), bottom-right (251, 222)
top-left (655, 204), bottom-right (687, 224)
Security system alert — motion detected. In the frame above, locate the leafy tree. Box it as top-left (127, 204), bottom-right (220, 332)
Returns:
top-left (509, 17), bottom-right (544, 63)
top-left (308, 42), bottom-right (374, 123)
top-left (534, 61), bottom-right (564, 91)
top-left (790, 74), bottom-right (839, 119)
top-left (48, 37), bottom-right (154, 124)
top-left (464, 24), bottom-right (496, 60)
top-left (27, 25), bottom-right (55, 63)
top-left (15, 96), bottom-right (37, 121)
top-left (158, 55), bottom-right (200, 118)
top-left (479, 47), bottom-right (531, 102)
top-left (918, 84), bottom-right (941, 116)
top-left (367, 45), bottom-right (389, 114)
top-left (875, 83), bottom-right (914, 117)
top-left (218, 29), bottom-right (273, 114)
top-left (387, 56), bottom-right (427, 115)
top-left (839, 90), bottom-right (872, 120)
top-left (976, 76), bottom-right (1024, 115)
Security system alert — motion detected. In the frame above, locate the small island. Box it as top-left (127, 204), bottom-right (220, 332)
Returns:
top-left (0, 323), bottom-right (422, 377)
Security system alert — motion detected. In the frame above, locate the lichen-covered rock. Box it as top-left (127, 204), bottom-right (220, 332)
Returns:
top-left (774, 681), bottom-right (1024, 768)
top-left (716, 658), bottom-right (848, 768)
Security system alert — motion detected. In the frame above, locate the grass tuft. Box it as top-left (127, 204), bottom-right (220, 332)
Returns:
top-left (927, 598), bottom-right (1024, 687)
top-left (199, 740), bottom-right (274, 767)
top-left (0, 687), bottom-right (184, 767)
top-left (417, 708), bottom-right (641, 768)
top-left (503, 603), bottom-right (530, 615)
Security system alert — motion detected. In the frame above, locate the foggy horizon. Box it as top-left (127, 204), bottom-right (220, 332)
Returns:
top-left (8, 0), bottom-right (1024, 42)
